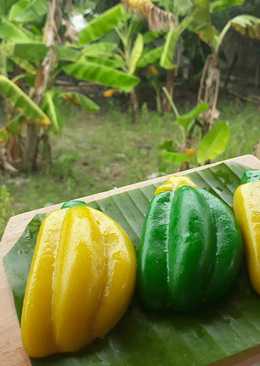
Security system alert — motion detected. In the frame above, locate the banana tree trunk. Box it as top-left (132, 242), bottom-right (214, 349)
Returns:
top-left (130, 89), bottom-right (139, 123)
top-left (198, 53), bottom-right (220, 134)
top-left (23, 125), bottom-right (39, 171)
top-left (155, 88), bottom-right (162, 113)
top-left (0, 144), bottom-right (18, 173)
top-left (41, 131), bottom-right (52, 171)
top-left (23, 0), bottom-right (62, 172)
top-left (163, 69), bottom-right (175, 113)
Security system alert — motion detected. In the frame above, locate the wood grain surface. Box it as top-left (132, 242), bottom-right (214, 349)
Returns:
top-left (1, 154), bottom-right (260, 366)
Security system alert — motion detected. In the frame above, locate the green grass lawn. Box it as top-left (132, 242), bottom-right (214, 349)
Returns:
top-left (0, 98), bottom-right (260, 238)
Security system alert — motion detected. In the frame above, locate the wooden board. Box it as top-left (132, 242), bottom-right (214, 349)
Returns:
top-left (1, 154), bottom-right (260, 366)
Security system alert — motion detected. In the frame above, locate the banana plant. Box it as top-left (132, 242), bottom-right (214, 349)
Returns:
top-left (112, 19), bottom-right (145, 123)
top-left (122, 1), bottom-right (193, 112)
top-left (159, 100), bottom-right (230, 172)
top-left (150, 1), bottom-right (260, 129)
top-left (0, 2), bottom-right (138, 171)
top-left (91, 18), bottom-right (165, 122)
top-left (197, 12), bottom-right (260, 130)
top-left (123, 0), bottom-right (260, 128)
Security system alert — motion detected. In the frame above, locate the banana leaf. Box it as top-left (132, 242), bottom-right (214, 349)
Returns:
top-left (0, 75), bottom-right (50, 125)
top-left (43, 91), bottom-right (62, 133)
top-left (138, 47), bottom-right (163, 68)
top-left (79, 4), bottom-right (128, 45)
top-left (0, 17), bottom-right (36, 42)
top-left (64, 61), bottom-right (139, 93)
top-left (61, 92), bottom-right (99, 113)
top-left (197, 121), bottom-right (230, 164)
top-left (216, 15), bottom-right (260, 52)
top-left (14, 43), bottom-right (47, 64)
top-left (9, 0), bottom-right (48, 23)
top-left (128, 33), bottom-right (143, 75)
top-left (4, 161), bottom-right (260, 366)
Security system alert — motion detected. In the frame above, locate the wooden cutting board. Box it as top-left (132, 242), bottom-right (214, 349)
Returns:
top-left (1, 154), bottom-right (260, 366)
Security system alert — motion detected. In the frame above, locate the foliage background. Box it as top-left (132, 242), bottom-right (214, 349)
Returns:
top-left (0, 0), bottom-right (260, 238)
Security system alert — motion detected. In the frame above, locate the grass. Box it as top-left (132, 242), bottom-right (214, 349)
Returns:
top-left (0, 98), bottom-right (260, 238)
top-left (220, 99), bottom-right (260, 159)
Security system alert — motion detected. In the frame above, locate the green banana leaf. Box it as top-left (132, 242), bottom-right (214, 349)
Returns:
top-left (14, 43), bottom-right (47, 64)
top-left (197, 121), bottom-right (230, 164)
top-left (160, 14), bottom-right (194, 70)
top-left (210, 0), bottom-right (245, 13)
top-left (84, 56), bottom-right (125, 70)
top-left (138, 47), bottom-right (163, 68)
top-left (0, 0), bottom-right (17, 16)
top-left (173, 0), bottom-right (193, 16)
top-left (10, 55), bottom-right (36, 75)
top-left (0, 75), bottom-right (50, 125)
top-left (0, 17), bottom-right (36, 42)
top-left (82, 43), bottom-right (118, 58)
top-left (79, 4), bottom-right (128, 45)
top-left (60, 91), bottom-right (100, 113)
top-left (57, 45), bottom-right (80, 62)
top-left (9, 0), bottom-right (48, 23)
top-left (143, 31), bottom-right (162, 44)
top-left (128, 33), bottom-right (143, 75)
top-left (4, 161), bottom-right (260, 366)
top-left (42, 91), bottom-right (62, 133)
top-left (176, 103), bottom-right (209, 131)
top-left (64, 61), bottom-right (139, 93)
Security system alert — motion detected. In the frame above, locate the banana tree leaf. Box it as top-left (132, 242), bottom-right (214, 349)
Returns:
top-left (0, 0), bottom-right (17, 16)
top-left (217, 15), bottom-right (260, 52)
top-left (160, 150), bottom-right (191, 165)
top-left (188, 2), bottom-right (219, 50)
top-left (160, 14), bottom-right (194, 70)
top-left (85, 56), bottom-right (125, 70)
top-left (143, 31), bottom-right (162, 44)
top-left (210, 0), bottom-right (245, 13)
top-left (43, 91), bottom-right (62, 133)
top-left (138, 47), bottom-right (163, 68)
top-left (64, 61), bottom-right (139, 92)
top-left (0, 17), bottom-right (36, 42)
top-left (14, 43), bottom-right (77, 65)
top-left (82, 42), bottom-right (118, 58)
top-left (0, 75), bottom-right (50, 125)
top-left (176, 103), bottom-right (209, 130)
top-left (10, 56), bottom-right (36, 75)
top-left (231, 15), bottom-right (260, 40)
top-left (60, 91), bottom-right (100, 113)
top-left (79, 4), bottom-right (128, 45)
top-left (9, 0), bottom-right (48, 23)
top-left (197, 121), bottom-right (230, 164)
top-left (5, 161), bottom-right (260, 366)
top-left (14, 43), bottom-right (47, 64)
top-left (128, 33), bottom-right (143, 75)
top-left (174, 0), bottom-right (193, 16)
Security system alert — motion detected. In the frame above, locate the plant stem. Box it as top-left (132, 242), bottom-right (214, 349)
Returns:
top-left (23, 0), bottom-right (62, 171)
top-left (163, 69), bottom-right (175, 113)
top-left (162, 87), bottom-right (179, 117)
top-left (130, 89), bottom-right (139, 123)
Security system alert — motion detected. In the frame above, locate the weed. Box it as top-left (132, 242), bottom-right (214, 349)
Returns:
top-left (52, 151), bottom-right (80, 180)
